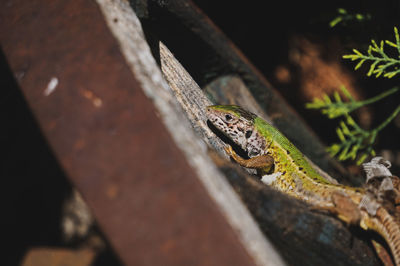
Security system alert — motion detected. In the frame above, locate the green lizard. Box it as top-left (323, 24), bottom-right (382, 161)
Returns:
top-left (206, 104), bottom-right (400, 265)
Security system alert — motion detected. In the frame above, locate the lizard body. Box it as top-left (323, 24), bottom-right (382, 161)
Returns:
top-left (206, 104), bottom-right (400, 265)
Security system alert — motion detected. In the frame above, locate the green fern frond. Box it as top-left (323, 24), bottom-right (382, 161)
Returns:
top-left (306, 86), bottom-right (398, 119)
top-left (343, 27), bottom-right (400, 78)
top-left (327, 115), bottom-right (375, 164)
top-left (311, 25), bottom-right (400, 165)
top-left (327, 105), bottom-right (400, 164)
top-left (306, 85), bottom-right (399, 164)
top-left (329, 8), bottom-right (371, 28)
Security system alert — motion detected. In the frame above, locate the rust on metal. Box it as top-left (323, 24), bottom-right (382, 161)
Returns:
top-left (0, 0), bottom-right (256, 265)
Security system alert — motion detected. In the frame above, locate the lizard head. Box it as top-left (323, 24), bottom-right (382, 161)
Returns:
top-left (206, 105), bottom-right (259, 154)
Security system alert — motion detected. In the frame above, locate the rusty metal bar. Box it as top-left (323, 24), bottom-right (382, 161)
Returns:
top-left (0, 1), bottom-right (257, 265)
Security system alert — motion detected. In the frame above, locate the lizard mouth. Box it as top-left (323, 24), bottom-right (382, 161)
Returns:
top-left (206, 107), bottom-right (249, 159)
top-left (206, 119), bottom-right (250, 159)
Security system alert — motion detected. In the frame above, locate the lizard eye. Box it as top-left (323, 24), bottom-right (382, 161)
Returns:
top-left (225, 114), bottom-right (232, 121)
top-left (245, 130), bottom-right (252, 138)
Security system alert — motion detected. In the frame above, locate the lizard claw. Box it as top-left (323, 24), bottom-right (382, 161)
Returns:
top-left (224, 145), bottom-right (234, 157)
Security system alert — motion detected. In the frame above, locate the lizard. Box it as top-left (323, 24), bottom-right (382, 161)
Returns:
top-left (206, 104), bottom-right (400, 265)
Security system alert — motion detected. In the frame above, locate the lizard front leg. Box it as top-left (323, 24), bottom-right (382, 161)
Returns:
top-left (224, 145), bottom-right (274, 174)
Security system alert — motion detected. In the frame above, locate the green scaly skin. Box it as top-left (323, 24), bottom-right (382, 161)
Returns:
top-left (206, 104), bottom-right (400, 265)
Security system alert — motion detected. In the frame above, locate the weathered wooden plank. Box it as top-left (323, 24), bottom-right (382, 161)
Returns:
top-left (0, 0), bottom-right (274, 265)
